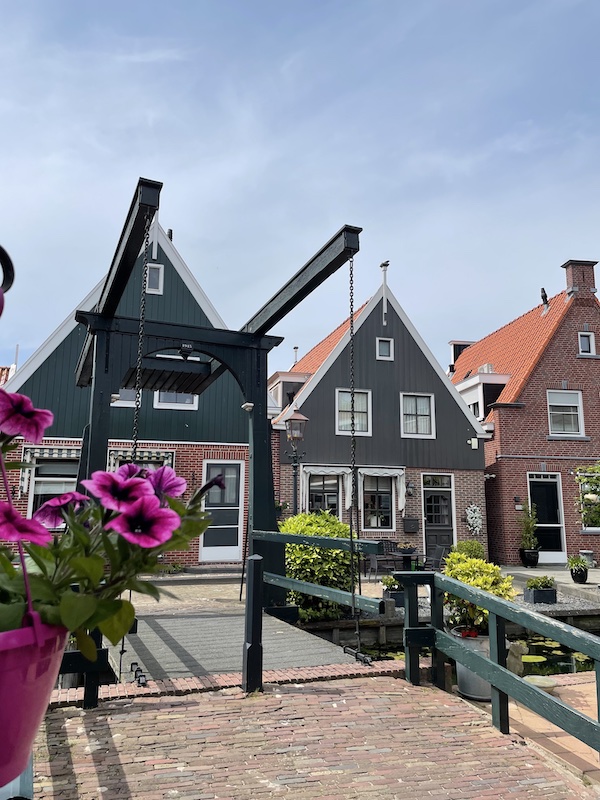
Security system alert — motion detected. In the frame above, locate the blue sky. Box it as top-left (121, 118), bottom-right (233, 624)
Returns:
top-left (1, 0), bottom-right (600, 378)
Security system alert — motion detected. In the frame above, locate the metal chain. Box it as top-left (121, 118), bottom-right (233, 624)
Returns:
top-left (348, 255), bottom-right (361, 644)
top-left (131, 211), bottom-right (151, 462)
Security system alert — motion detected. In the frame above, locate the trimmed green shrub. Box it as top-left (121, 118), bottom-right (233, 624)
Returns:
top-left (452, 540), bottom-right (485, 560)
top-left (443, 552), bottom-right (516, 634)
top-left (281, 512), bottom-right (356, 621)
top-left (526, 575), bottom-right (555, 590)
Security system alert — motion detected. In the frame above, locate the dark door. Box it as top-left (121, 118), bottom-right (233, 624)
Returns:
top-left (424, 489), bottom-right (454, 556)
top-left (529, 478), bottom-right (563, 552)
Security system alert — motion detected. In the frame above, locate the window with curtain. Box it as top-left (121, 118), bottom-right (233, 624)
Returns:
top-left (401, 393), bottom-right (435, 438)
top-left (308, 475), bottom-right (339, 516)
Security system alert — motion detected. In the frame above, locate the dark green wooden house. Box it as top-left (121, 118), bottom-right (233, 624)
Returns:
top-left (5, 224), bottom-right (250, 564)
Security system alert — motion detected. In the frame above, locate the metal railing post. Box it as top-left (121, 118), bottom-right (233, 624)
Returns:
top-left (404, 579), bottom-right (420, 684)
top-left (489, 612), bottom-right (509, 733)
top-left (83, 628), bottom-right (102, 709)
top-left (430, 575), bottom-right (446, 690)
top-left (242, 554), bottom-right (264, 693)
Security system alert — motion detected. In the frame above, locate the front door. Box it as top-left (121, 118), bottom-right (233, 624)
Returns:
top-left (528, 473), bottom-right (564, 564)
top-left (423, 474), bottom-right (454, 557)
top-left (199, 462), bottom-right (244, 562)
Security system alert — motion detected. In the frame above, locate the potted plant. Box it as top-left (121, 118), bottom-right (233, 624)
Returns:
top-left (566, 554), bottom-right (588, 584)
top-left (397, 541), bottom-right (416, 554)
top-left (443, 552), bottom-right (516, 701)
top-left (523, 576), bottom-right (557, 604)
top-left (518, 501), bottom-right (540, 567)
top-left (0, 388), bottom-right (216, 786)
top-left (381, 574), bottom-right (404, 606)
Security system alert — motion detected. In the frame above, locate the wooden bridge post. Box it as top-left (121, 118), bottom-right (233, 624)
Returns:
top-left (242, 555), bottom-right (264, 693)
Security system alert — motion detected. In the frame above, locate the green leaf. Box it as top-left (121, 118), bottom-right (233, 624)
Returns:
top-left (71, 555), bottom-right (105, 586)
top-left (59, 591), bottom-right (99, 631)
top-left (125, 579), bottom-right (160, 601)
top-left (0, 552), bottom-right (16, 577)
top-left (35, 602), bottom-right (63, 627)
top-left (75, 628), bottom-right (98, 662)
top-left (98, 599), bottom-right (135, 645)
top-left (101, 532), bottom-right (119, 571)
top-left (85, 599), bottom-right (125, 628)
top-left (28, 574), bottom-right (59, 602)
top-left (0, 601), bottom-right (26, 631)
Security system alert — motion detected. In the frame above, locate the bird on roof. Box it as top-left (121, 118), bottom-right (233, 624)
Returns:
top-left (541, 288), bottom-right (548, 306)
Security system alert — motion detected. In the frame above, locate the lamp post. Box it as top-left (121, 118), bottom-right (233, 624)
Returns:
top-left (285, 409), bottom-right (309, 515)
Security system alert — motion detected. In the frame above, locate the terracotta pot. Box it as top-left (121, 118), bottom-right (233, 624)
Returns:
top-left (0, 621), bottom-right (67, 786)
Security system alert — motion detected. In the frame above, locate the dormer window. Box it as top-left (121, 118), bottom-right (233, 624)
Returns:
top-left (578, 332), bottom-right (595, 355)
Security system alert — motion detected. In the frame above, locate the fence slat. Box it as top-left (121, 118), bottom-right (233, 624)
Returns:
top-left (263, 571), bottom-right (381, 614)
top-left (253, 530), bottom-right (382, 554)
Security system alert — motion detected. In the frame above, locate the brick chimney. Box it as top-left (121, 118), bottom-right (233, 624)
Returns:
top-left (561, 259), bottom-right (597, 299)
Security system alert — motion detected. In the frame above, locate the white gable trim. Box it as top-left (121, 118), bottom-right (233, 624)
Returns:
top-left (151, 224), bottom-right (227, 329)
top-left (277, 285), bottom-right (486, 437)
top-left (4, 280), bottom-right (103, 393)
top-left (5, 223), bottom-right (228, 394)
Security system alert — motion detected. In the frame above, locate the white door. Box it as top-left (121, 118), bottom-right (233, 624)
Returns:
top-left (199, 462), bottom-right (244, 562)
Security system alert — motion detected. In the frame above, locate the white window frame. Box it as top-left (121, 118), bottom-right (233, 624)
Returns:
top-left (146, 263), bottom-right (164, 295)
top-left (546, 389), bottom-right (584, 437)
top-left (26, 460), bottom-right (79, 527)
top-left (335, 388), bottom-right (372, 437)
top-left (577, 473), bottom-right (600, 532)
top-left (153, 390), bottom-right (199, 411)
top-left (111, 387), bottom-right (137, 408)
top-left (376, 337), bottom-right (394, 361)
top-left (578, 331), bottom-right (596, 355)
top-left (400, 392), bottom-right (436, 439)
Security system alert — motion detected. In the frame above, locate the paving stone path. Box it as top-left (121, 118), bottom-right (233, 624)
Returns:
top-left (34, 675), bottom-right (598, 799)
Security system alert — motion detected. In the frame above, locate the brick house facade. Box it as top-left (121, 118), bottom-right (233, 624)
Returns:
top-left (451, 260), bottom-right (600, 565)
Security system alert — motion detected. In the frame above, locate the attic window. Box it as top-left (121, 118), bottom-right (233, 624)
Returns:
top-left (376, 337), bottom-right (394, 361)
top-left (578, 332), bottom-right (595, 356)
top-left (146, 264), bottom-right (164, 295)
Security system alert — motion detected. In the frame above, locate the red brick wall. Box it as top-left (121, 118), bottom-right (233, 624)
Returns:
top-left (484, 296), bottom-right (600, 563)
top-left (0, 438), bottom-right (250, 566)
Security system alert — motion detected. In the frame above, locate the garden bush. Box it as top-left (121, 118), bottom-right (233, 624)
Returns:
top-left (281, 512), bottom-right (356, 621)
top-left (452, 540), bottom-right (485, 560)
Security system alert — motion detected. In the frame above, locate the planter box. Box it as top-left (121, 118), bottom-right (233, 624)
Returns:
top-left (523, 587), bottom-right (557, 604)
top-left (383, 589), bottom-right (405, 607)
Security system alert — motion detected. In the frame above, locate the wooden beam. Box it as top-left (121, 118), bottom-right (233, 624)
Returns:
top-left (253, 529), bottom-right (383, 554)
top-left (242, 224), bottom-right (361, 336)
top-left (75, 178), bottom-right (162, 385)
top-left (263, 571), bottom-right (381, 614)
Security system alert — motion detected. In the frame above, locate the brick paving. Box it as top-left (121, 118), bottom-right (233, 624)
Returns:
top-left (34, 675), bottom-right (598, 799)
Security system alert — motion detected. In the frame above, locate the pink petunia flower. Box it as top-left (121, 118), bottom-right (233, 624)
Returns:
top-left (33, 491), bottom-right (91, 528)
top-left (116, 463), bottom-right (143, 479)
top-left (0, 501), bottom-right (53, 545)
top-left (147, 466), bottom-right (187, 499)
top-left (81, 471), bottom-right (154, 512)
top-left (106, 495), bottom-right (181, 548)
top-left (0, 389), bottom-right (54, 444)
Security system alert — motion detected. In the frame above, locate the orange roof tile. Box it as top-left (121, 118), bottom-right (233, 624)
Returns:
top-left (451, 291), bottom-right (574, 404)
top-left (290, 303), bottom-right (368, 375)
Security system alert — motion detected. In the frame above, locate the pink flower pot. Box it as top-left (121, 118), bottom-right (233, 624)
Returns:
top-left (0, 621), bottom-right (67, 787)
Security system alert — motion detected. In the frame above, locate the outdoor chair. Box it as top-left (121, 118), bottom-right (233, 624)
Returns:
top-left (416, 544), bottom-right (450, 572)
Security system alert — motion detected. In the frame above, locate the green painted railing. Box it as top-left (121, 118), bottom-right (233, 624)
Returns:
top-left (259, 530), bottom-right (600, 749)
top-left (398, 571), bottom-right (600, 751)
top-left (254, 529), bottom-right (383, 554)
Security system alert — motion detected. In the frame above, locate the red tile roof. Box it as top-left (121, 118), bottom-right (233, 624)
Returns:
top-left (451, 291), bottom-right (572, 404)
top-left (290, 303), bottom-right (368, 375)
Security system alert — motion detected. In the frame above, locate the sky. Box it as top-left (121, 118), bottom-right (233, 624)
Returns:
top-left (1, 0), bottom-right (600, 379)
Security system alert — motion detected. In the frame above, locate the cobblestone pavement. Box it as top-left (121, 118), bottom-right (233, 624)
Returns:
top-left (34, 675), bottom-right (598, 800)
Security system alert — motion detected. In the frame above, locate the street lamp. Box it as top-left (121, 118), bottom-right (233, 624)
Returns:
top-left (285, 409), bottom-right (309, 515)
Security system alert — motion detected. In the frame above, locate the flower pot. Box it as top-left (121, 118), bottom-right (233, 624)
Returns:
top-left (519, 548), bottom-right (539, 568)
top-left (451, 627), bottom-right (493, 702)
top-left (0, 622), bottom-right (67, 786)
top-left (383, 589), bottom-right (405, 607)
top-left (523, 587), bottom-right (557, 604)
top-left (571, 568), bottom-right (588, 584)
